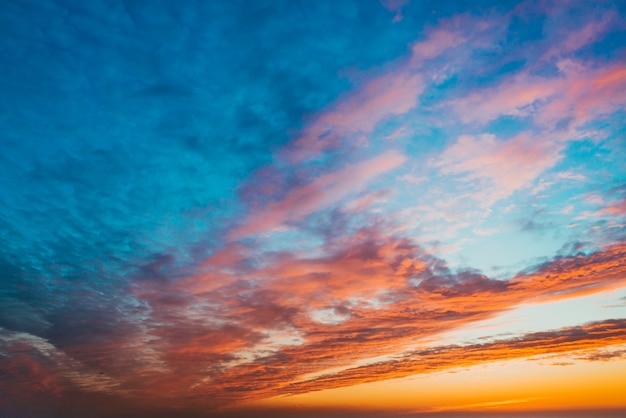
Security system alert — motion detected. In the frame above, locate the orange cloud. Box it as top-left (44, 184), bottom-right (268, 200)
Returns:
top-left (598, 198), bottom-right (626, 216)
top-left (4, 230), bottom-right (626, 414)
top-left (282, 319), bottom-right (626, 396)
top-left (118, 233), bottom-right (626, 410)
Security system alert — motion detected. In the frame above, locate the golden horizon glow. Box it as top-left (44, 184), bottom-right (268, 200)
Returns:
top-left (240, 353), bottom-right (626, 414)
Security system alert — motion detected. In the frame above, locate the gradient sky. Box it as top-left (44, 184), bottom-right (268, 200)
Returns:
top-left (1, 1), bottom-right (626, 417)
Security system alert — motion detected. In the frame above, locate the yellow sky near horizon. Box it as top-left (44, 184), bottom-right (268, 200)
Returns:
top-left (223, 288), bottom-right (626, 415)
top-left (238, 353), bottom-right (626, 414)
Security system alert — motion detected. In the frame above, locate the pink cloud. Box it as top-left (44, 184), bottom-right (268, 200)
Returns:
top-left (449, 73), bottom-right (561, 124)
top-left (543, 13), bottom-right (616, 59)
top-left (562, 64), bottom-right (626, 123)
top-left (286, 72), bottom-right (423, 161)
top-left (379, 0), bottom-right (408, 22)
top-left (285, 20), bottom-right (472, 162)
top-left (410, 28), bottom-right (466, 64)
top-left (448, 60), bottom-right (626, 128)
top-left (229, 151), bottom-right (406, 240)
top-left (434, 133), bottom-right (563, 206)
top-left (320, 73), bottom-right (423, 133)
top-left (343, 189), bottom-right (392, 213)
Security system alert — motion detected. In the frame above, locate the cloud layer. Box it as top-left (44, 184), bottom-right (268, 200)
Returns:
top-left (1, 1), bottom-right (625, 417)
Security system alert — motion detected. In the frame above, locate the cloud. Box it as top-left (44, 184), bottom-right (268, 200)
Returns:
top-left (379, 0), bottom-right (408, 22)
top-left (538, 62), bottom-right (626, 127)
top-left (342, 189), bottom-right (393, 213)
top-left (446, 60), bottom-right (626, 129)
top-left (0, 328), bottom-right (121, 398)
top-left (188, 319), bottom-right (626, 406)
top-left (285, 72), bottom-right (423, 161)
top-left (448, 74), bottom-right (560, 124)
top-left (284, 17), bottom-right (472, 162)
top-left (542, 11), bottom-right (617, 59)
top-left (434, 132), bottom-right (564, 206)
top-left (229, 151), bottom-right (406, 240)
top-left (599, 199), bottom-right (626, 216)
top-left (284, 319), bottom-right (626, 395)
top-left (572, 346), bottom-right (626, 362)
top-left (111, 234), bottom-right (626, 408)
top-left (409, 27), bottom-right (466, 64)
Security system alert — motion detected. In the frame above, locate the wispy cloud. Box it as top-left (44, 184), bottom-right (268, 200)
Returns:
top-left (379, 0), bottom-right (409, 22)
top-left (285, 72), bottom-right (423, 162)
top-left (273, 319), bottom-right (626, 396)
top-left (229, 151), bottom-right (406, 240)
top-left (180, 318), bottom-right (626, 405)
top-left (110, 237), bottom-right (626, 408)
top-left (434, 133), bottom-right (563, 207)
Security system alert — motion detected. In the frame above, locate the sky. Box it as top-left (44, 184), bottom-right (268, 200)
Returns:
top-left (1, 0), bottom-right (626, 417)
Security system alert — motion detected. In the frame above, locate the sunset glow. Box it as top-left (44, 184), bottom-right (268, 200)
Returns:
top-left (1, 1), bottom-right (625, 417)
